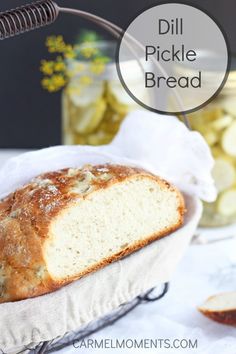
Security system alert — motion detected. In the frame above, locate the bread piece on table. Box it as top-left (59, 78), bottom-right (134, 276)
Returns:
top-left (199, 292), bottom-right (236, 326)
top-left (0, 164), bottom-right (185, 303)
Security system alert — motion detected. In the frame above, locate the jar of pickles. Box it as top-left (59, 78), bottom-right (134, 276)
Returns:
top-left (62, 41), bottom-right (147, 146)
top-left (187, 60), bottom-right (236, 226)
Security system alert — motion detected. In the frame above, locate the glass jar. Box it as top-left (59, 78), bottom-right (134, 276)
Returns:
top-left (62, 41), bottom-right (147, 146)
top-left (186, 61), bottom-right (236, 226)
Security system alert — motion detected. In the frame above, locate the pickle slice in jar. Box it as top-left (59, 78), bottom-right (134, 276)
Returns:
top-left (66, 81), bottom-right (107, 135)
top-left (211, 146), bottom-right (224, 158)
top-left (67, 80), bottom-right (104, 107)
top-left (73, 98), bottom-right (107, 134)
top-left (204, 131), bottom-right (218, 146)
top-left (212, 158), bottom-right (236, 192)
top-left (212, 114), bottom-right (233, 131)
top-left (73, 134), bottom-right (88, 145)
top-left (87, 130), bottom-right (114, 145)
top-left (108, 81), bottom-right (136, 104)
top-left (211, 146), bottom-right (236, 164)
top-left (221, 97), bottom-right (236, 117)
top-left (189, 108), bottom-right (223, 135)
top-left (106, 81), bottom-right (145, 114)
top-left (217, 188), bottom-right (236, 216)
top-left (221, 121), bottom-right (236, 157)
top-left (106, 86), bottom-right (130, 115)
top-left (100, 110), bottom-right (124, 134)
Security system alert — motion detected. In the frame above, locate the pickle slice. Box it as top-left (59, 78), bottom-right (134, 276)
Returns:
top-left (100, 113), bottom-right (124, 134)
top-left (211, 146), bottom-right (224, 158)
top-left (74, 98), bottom-right (107, 134)
top-left (212, 158), bottom-right (236, 192)
top-left (87, 130), bottom-right (114, 145)
top-left (221, 121), bottom-right (236, 157)
top-left (212, 115), bottom-right (233, 131)
top-left (106, 89), bottom-right (129, 115)
top-left (106, 81), bottom-right (146, 114)
top-left (108, 81), bottom-right (136, 106)
top-left (74, 135), bottom-right (88, 145)
top-left (189, 108), bottom-right (223, 129)
top-left (217, 188), bottom-right (236, 216)
top-left (204, 131), bottom-right (218, 146)
top-left (222, 97), bottom-right (236, 117)
top-left (67, 81), bottom-right (105, 107)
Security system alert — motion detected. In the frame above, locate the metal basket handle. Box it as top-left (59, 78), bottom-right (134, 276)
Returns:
top-left (0, 0), bottom-right (190, 127)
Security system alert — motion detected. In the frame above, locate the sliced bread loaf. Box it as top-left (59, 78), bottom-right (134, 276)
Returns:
top-left (0, 164), bottom-right (185, 303)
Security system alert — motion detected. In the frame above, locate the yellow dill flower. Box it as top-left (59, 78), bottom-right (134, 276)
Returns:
top-left (90, 61), bottom-right (105, 75)
top-left (80, 75), bottom-right (93, 85)
top-left (46, 35), bottom-right (67, 53)
top-left (90, 57), bottom-right (110, 75)
top-left (65, 52), bottom-right (76, 59)
top-left (41, 74), bottom-right (67, 92)
top-left (52, 74), bottom-right (67, 88)
top-left (64, 45), bottom-right (76, 59)
top-left (40, 58), bottom-right (66, 76)
top-left (40, 60), bottom-right (55, 75)
top-left (80, 46), bottom-right (98, 59)
top-left (41, 33), bottom-right (111, 93)
top-left (41, 77), bottom-right (56, 92)
top-left (54, 61), bottom-right (66, 72)
top-left (45, 36), bottom-right (55, 48)
top-left (66, 86), bottom-right (82, 97)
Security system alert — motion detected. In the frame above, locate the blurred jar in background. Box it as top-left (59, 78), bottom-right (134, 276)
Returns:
top-left (62, 41), bottom-right (147, 146)
top-left (186, 58), bottom-right (236, 226)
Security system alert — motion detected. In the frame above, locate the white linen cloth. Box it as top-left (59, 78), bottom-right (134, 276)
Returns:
top-left (0, 111), bottom-right (216, 202)
top-left (0, 195), bottom-right (201, 353)
top-left (58, 236), bottom-right (236, 354)
top-left (0, 111), bottom-right (217, 352)
top-left (110, 111), bottom-right (216, 202)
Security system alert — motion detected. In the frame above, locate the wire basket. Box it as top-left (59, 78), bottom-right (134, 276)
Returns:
top-left (0, 3), bottom-right (191, 353)
top-left (27, 284), bottom-right (169, 354)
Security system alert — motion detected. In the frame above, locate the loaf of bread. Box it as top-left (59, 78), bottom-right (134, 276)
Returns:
top-left (199, 292), bottom-right (236, 326)
top-left (0, 164), bottom-right (185, 303)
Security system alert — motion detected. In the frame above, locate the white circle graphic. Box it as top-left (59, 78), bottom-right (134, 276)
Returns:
top-left (117, 3), bottom-right (229, 114)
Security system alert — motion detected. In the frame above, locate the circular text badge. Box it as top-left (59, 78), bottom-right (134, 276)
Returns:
top-left (117, 3), bottom-right (229, 114)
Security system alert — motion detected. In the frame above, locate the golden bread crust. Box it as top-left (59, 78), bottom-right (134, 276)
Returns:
top-left (199, 308), bottom-right (236, 326)
top-left (0, 164), bottom-right (185, 303)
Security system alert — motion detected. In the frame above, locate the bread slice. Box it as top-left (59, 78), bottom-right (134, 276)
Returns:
top-left (199, 292), bottom-right (236, 325)
top-left (0, 164), bottom-right (184, 303)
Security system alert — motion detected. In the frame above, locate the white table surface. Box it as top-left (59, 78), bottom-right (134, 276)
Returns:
top-left (1, 150), bottom-right (236, 354)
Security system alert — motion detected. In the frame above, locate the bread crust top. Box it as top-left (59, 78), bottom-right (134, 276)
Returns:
top-left (0, 164), bottom-right (184, 303)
